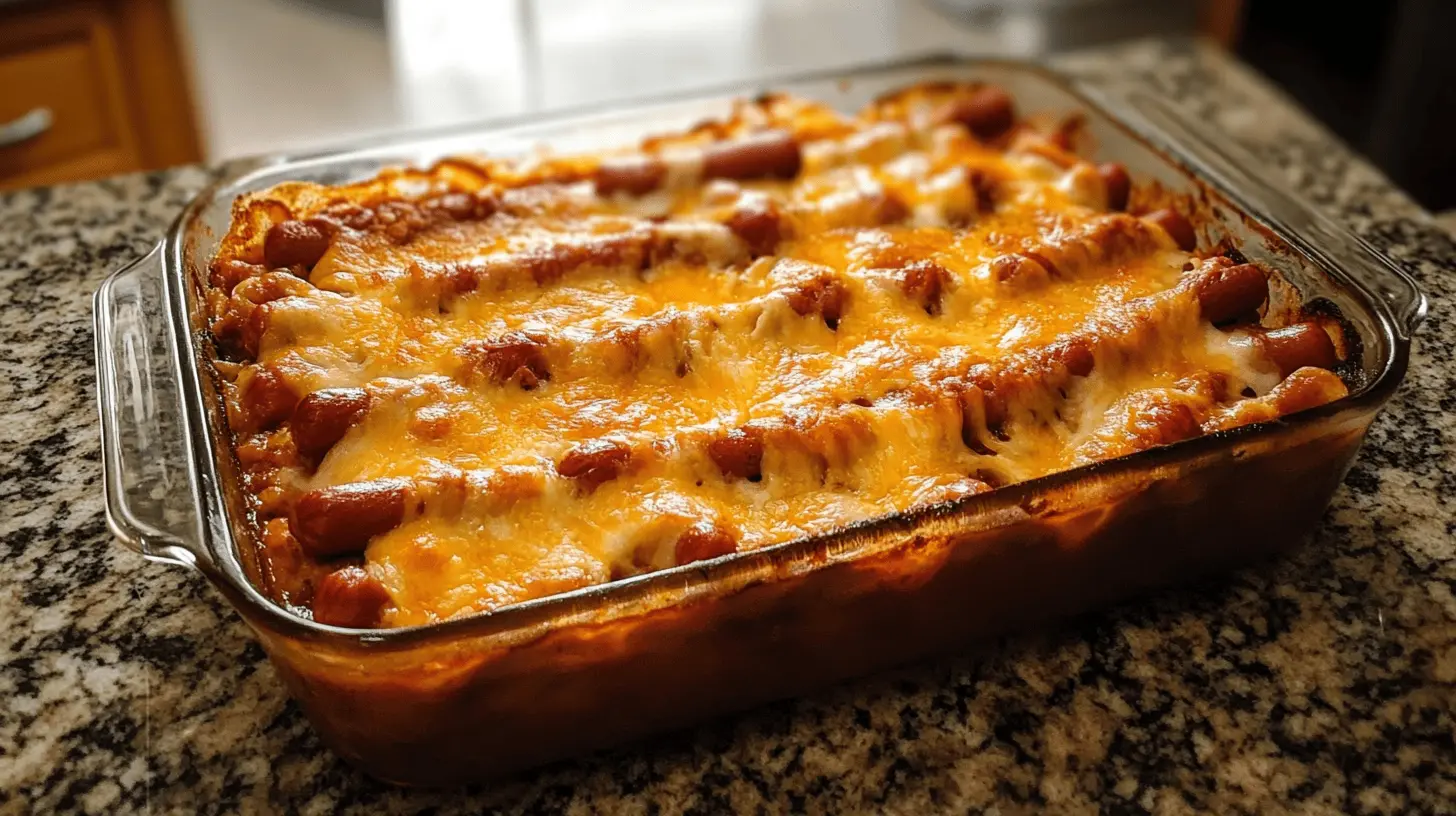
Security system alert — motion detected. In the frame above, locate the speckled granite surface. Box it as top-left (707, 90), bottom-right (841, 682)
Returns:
top-left (2, 39), bottom-right (1454, 814)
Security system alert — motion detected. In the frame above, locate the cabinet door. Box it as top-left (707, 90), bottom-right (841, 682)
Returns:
top-left (0, 2), bottom-right (141, 188)
top-left (0, 0), bottom-right (202, 191)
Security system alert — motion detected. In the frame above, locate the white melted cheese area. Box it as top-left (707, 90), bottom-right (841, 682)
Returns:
top-left (245, 123), bottom-right (1281, 626)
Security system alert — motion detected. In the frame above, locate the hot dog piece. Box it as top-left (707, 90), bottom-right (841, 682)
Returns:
top-left (867, 189), bottom-right (912, 226)
top-left (1264, 367), bottom-right (1348, 415)
top-left (1249, 322), bottom-right (1339, 377)
top-left (264, 218), bottom-right (336, 271)
top-left (991, 253), bottom-right (1053, 289)
top-left (234, 270), bottom-right (314, 305)
top-left (528, 232), bottom-right (654, 286)
top-left (897, 260), bottom-right (952, 315)
top-left (1193, 262), bottom-right (1268, 325)
top-left (1129, 400), bottom-right (1203, 448)
top-left (1054, 337), bottom-right (1096, 378)
top-left (241, 301), bottom-right (274, 359)
top-left (429, 190), bottom-right (500, 222)
top-left (290, 479), bottom-right (409, 559)
top-left (453, 231), bottom-right (656, 292)
top-left (1204, 366), bottom-right (1349, 432)
top-left (1097, 163), bottom-right (1132, 212)
top-left (783, 274), bottom-right (848, 329)
top-left (674, 519), bottom-right (738, 565)
top-left (968, 168), bottom-right (1000, 215)
top-left (988, 214), bottom-right (1165, 290)
top-left (597, 131), bottom-right (802, 196)
top-left (210, 259), bottom-right (264, 294)
top-left (725, 199), bottom-right (785, 257)
top-left (319, 201), bottom-right (376, 231)
top-left (239, 364), bottom-right (299, 431)
top-left (1144, 208), bottom-right (1197, 252)
top-left (1073, 390), bottom-right (1204, 464)
top-left (958, 381), bottom-right (1006, 455)
top-left (934, 86), bottom-right (1016, 141)
top-left (707, 426), bottom-right (766, 481)
top-left (292, 388), bottom-right (372, 463)
top-left (460, 331), bottom-right (552, 389)
top-left (229, 272), bottom-right (314, 358)
top-left (311, 565), bottom-right (391, 628)
top-left (594, 157), bottom-right (668, 197)
top-left (702, 130), bottom-right (803, 182)
top-left (556, 439), bottom-right (633, 491)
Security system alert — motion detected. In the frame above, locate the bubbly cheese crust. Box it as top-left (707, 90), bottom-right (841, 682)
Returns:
top-left (209, 84), bottom-right (1348, 628)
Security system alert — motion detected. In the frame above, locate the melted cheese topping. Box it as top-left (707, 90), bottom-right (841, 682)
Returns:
top-left (212, 87), bottom-right (1335, 627)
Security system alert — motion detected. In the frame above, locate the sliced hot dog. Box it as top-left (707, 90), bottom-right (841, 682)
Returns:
top-left (312, 565), bottom-right (391, 628)
top-left (1193, 262), bottom-right (1268, 325)
top-left (459, 331), bottom-right (552, 389)
top-left (783, 274), bottom-right (848, 329)
top-left (290, 479), bottom-right (409, 559)
top-left (1249, 322), bottom-right (1339, 377)
top-left (724, 198), bottom-right (785, 257)
top-left (1144, 208), bottom-right (1197, 252)
top-left (707, 426), bottom-right (766, 481)
top-left (594, 157), bottom-right (668, 197)
top-left (1205, 366), bottom-right (1349, 432)
top-left (958, 379), bottom-right (1006, 455)
top-left (1264, 367), bottom-right (1348, 414)
top-left (896, 260), bottom-right (952, 316)
top-left (240, 301), bottom-right (274, 359)
top-left (674, 519), bottom-right (738, 565)
top-left (933, 86), bottom-right (1016, 141)
top-left (991, 253), bottom-right (1052, 289)
top-left (556, 438), bottom-right (633, 491)
top-left (291, 388), bottom-right (372, 463)
top-left (239, 364), bottom-right (299, 432)
top-left (1053, 337), bottom-right (1096, 378)
top-left (596, 130), bottom-right (802, 198)
top-left (1097, 163), bottom-right (1131, 212)
top-left (702, 130), bottom-right (802, 182)
top-left (264, 218), bottom-right (336, 271)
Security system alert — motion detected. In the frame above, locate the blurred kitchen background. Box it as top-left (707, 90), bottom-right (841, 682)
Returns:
top-left (3, 0), bottom-right (1454, 212)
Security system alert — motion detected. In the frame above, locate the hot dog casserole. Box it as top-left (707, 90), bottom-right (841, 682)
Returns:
top-left (205, 82), bottom-right (1351, 630)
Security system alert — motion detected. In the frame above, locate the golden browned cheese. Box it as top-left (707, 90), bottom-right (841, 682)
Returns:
top-left (209, 85), bottom-right (1348, 628)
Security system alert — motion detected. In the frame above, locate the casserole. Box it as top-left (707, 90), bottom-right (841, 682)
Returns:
top-left (209, 78), bottom-right (1349, 630)
top-left (94, 57), bottom-right (1425, 785)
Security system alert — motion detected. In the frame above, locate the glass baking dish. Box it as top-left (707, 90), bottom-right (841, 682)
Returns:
top-left (94, 56), bottom-right (1424, 786)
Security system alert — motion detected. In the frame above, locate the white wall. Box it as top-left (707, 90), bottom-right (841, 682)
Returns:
top-left (176, 0), bottom-right (1110, 161)
top-left (175, 0), bottom-right (400, 159)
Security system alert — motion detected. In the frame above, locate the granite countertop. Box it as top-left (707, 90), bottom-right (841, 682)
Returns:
top-left (2, 39), bottom-right (1454, 814)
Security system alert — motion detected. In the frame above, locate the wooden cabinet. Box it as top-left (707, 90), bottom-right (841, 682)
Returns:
top-left (0, 0), bottom-right (202, 190)
top-left (1200, 0), bottom-right (1246, 48)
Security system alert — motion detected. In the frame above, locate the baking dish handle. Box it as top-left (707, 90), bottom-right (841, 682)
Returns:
top-left (94, 244), bottom-right (207, 569)
top-left (1093, 88), bottom-right (1428, 339)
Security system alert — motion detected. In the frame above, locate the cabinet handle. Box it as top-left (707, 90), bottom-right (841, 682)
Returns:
top-left (0, 108), bottom-right (53, 148)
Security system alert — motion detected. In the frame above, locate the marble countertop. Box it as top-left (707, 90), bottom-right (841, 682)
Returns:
top-left (3, 39), bottom-right (1454, 814)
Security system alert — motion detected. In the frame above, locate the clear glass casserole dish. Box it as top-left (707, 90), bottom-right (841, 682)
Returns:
top-left (94, 56), bottom-right (1425, 786)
